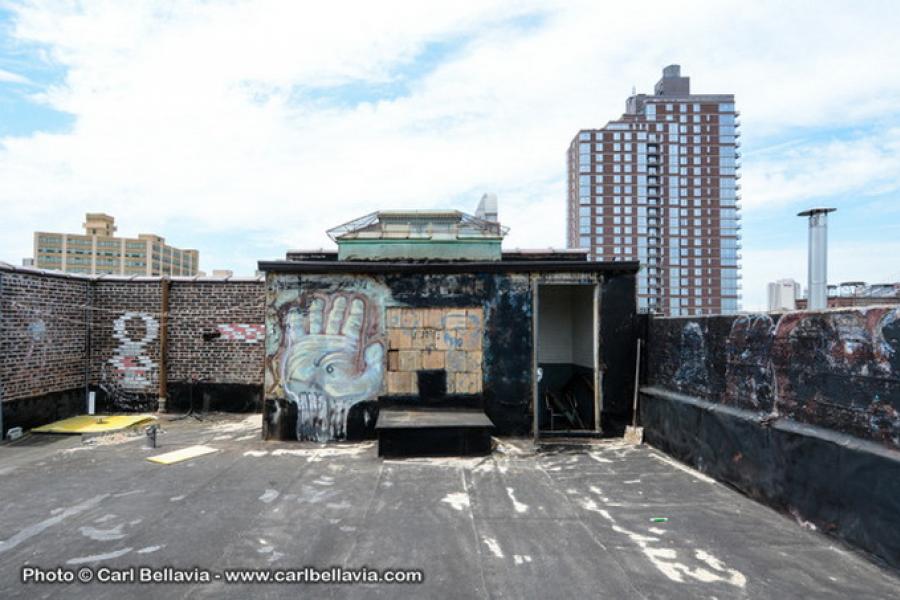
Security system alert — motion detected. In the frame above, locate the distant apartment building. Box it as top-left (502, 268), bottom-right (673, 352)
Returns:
top-left (33, 213), bottom-right (199, 276)
top-left (767, 279), bottom-right (800, 311)
top-left (567, 65), bottom-right (741, 316)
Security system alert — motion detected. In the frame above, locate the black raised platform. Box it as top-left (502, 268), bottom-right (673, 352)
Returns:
top-left (376, 408), bottom-right (494, 458)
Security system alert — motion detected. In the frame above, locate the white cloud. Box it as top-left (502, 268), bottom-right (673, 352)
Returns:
top-left (741, 128), bottom-right (900, 210)
top-left (1, 0), bottom-right (900, 283)
top-left (0, 68), bottom-right (31, 83)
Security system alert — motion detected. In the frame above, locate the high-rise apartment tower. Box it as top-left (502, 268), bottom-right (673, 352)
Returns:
top-left (567, 65), bottom-right (741, 315)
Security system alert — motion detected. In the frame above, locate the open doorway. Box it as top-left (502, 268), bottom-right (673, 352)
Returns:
top-left (534, 283), bottom-right (599, 437)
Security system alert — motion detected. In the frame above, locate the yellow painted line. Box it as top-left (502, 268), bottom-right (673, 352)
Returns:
top-left (147, 445), bottom-right (218, 465)
top-left (32, 414), bottom-right (155, 434)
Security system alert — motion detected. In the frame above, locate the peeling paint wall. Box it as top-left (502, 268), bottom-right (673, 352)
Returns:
top-left (264, 269), bottom-right (639, 442)
top-left (263, 272), bottom-right (537, 441)
top-left (648, 307), bottom-right (900, 447)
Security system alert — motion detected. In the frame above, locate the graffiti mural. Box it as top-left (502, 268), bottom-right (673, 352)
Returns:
top-left (217, 323), bottom-right (264, 343)
top-left (266, 278), bottom-right (388, 442)
top-left (724, 314), bottom-right (776, 411)
top-left (651, 306), bottom-right (900, 448)
top-left (24, 319), bottom-right (50, 389)
top-left (108, 311), bottom-right (159, 390)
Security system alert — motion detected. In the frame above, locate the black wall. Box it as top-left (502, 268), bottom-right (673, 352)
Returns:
top-left (642, 307), bottom-right (900, 570)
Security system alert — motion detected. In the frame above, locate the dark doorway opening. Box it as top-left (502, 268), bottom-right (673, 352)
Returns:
top-left (535, 284), bottom-right (598, 436)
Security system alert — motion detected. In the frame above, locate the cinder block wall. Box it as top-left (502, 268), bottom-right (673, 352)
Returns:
top-left (642, 307), bottom-right (900, 569)
top-left (0, 265), bottom-right (265, 434)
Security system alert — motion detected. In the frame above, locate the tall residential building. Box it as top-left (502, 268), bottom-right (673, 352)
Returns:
top-left (767, 279), bottom-right (800, 311)
top-left (33, 213), bottom-right (199, 276)
top-left (567, 65), bottom-right (741, 316)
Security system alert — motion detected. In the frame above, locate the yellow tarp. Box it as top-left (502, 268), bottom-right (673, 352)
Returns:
top-left (147, 445), bottom-right (218, 465)
top-left (32, 414), bottom-right (155, 434)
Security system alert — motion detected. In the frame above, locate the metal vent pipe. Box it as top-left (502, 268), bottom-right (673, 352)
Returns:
top-left (798, 208), bottom-right (836, 310)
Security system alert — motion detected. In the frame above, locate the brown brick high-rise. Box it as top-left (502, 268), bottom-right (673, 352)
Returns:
top-left (567, 65), bottom-right (741, 316)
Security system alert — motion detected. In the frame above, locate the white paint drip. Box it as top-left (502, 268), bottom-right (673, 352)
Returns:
top-left (259, 489), bottom-right (280, 504)
top-left (506, 487), bottom-right (528, 514)
top-left (243, 450), bottom-right (268, 457)
top-left (94, 514), bottom-right (116, 523)
top-left (0, 494), bottom-right (109, 555)
top-left (441, 492), bottom-right (470, 512)
top-left (169, 495), bottom-right (186, 502)
top-left (137, 545), bottom-right (163, 554)
top-left (266, 444), bottom-right (372, 462)
top-left (577, 498), bottom-right (745, 588)
top-left (113, 489), bottom-right (142, 498)
top-left (513, 554), bottom-right (532, 565)
top-left (649, 453), bottom-right (716, 484)
top-left (624, 479), bottom-right (641, 484)
top-left (587, 453), bottom-right (613, 464)
top-left (66, 547), bottom-right (133, 565)
top-left (482, 537), bottom-right (504, 558)
top-left (80, 524), bottom-right (125, 541)
top-left (235, 434), bottom-right (257, 441)
top-left (206, 415), bottom-right (261, 433)
top-left (257, 544), bottom-right (284, 562)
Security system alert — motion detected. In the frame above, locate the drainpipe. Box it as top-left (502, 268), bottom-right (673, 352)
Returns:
top-left (797, 208), bottom-right (836, 310)
top-left (158, 278), bottom-right (170, 412)
top-left (85, 279), bottom-right (93, 412)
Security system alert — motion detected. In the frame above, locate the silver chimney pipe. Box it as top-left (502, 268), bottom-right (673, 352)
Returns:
top-left (797, 207), bottom-right (836, 310)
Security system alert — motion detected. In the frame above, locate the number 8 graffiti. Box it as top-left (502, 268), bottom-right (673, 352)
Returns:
top-left (108, 311), bottom-right (159, 390)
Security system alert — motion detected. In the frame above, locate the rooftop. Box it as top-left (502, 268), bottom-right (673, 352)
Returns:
top-left (2, 414), bottom-right (897, 598)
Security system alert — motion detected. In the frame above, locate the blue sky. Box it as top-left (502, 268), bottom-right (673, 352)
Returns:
top-left (2, 0), bottom-right (900, 310)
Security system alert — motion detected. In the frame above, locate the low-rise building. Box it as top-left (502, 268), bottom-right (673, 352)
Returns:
top-left (33, 213), bottom-right (199, 276)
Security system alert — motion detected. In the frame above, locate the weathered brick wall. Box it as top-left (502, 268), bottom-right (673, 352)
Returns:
top-left (167, 281), bottom-right (265, 385)
top-left (90, 280), bottom-right (163, 395)
top-left (0, 268), bottom-right (91, 401)
top-left (1, 266), bottom-right (265, 418)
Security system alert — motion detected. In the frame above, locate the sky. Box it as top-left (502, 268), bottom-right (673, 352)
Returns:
top-left (1, 0), bottom-right (899, 311)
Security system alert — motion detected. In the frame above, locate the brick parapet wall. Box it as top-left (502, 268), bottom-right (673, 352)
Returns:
top-left (0, 269), bottom-right (91, 401)
top-left (167, 281), bottom-right (265, 385)
top-left (0, 265), bottom-right (265, 406)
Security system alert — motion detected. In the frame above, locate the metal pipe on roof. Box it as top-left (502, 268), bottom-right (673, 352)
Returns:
top-left (798, 208), bottom-right (836, 310)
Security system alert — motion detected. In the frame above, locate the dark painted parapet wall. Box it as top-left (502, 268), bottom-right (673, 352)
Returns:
top-left (0, 265), bottom-right (264, 436)
top-left (647, 309), bottom-right (900, 447)
top-left (642, 307), bottom-right (900, 569)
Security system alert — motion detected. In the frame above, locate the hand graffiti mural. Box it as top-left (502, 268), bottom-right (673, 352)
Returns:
top-left (281, 294), bottom-right (384, 441)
